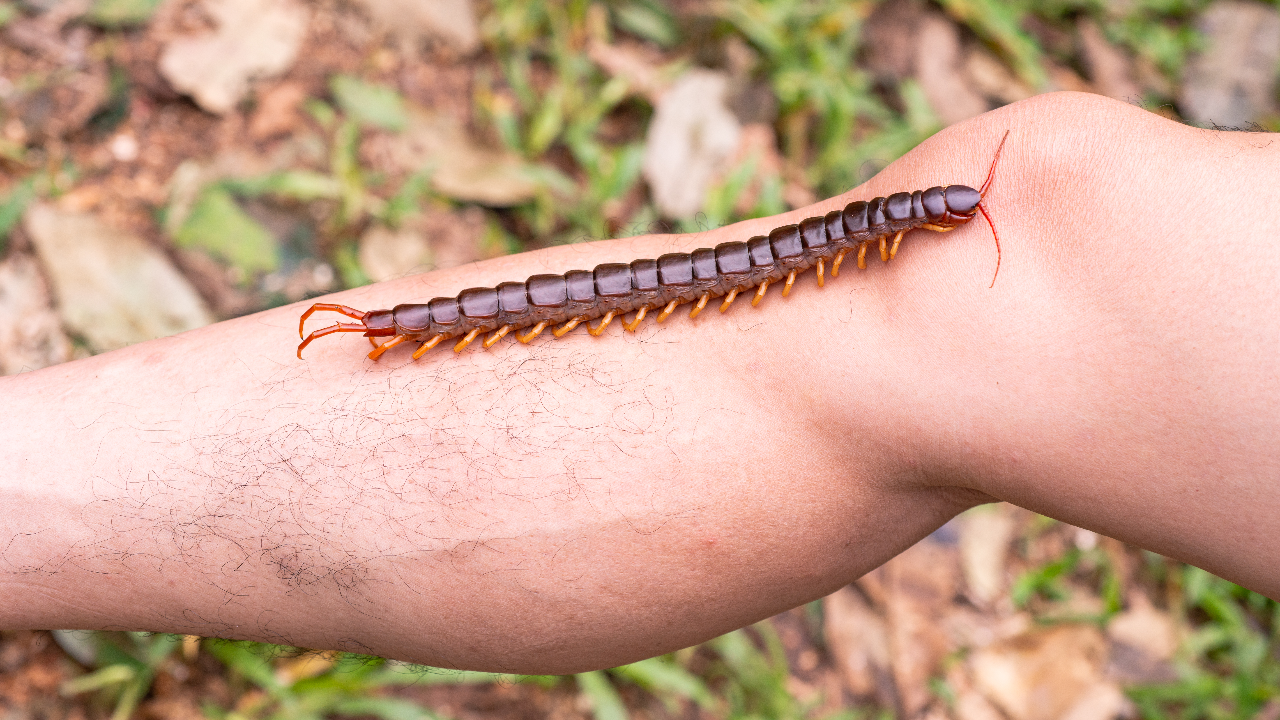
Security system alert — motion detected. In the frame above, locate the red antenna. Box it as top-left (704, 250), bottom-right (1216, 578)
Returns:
top-left (978, 130), bottom-right (1009, 288)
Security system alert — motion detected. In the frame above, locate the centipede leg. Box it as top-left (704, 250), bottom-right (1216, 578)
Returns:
top-left (516, 321), bottom-right (547, 344)
top-left (858, 242), bottom-right (868, 270)
top-left (299, 303), bottom-right (366, 339)
top-left (782, 271), bottom-right (796, 297)
top-left (368, 334), bottom-right (408, 360)
top-left (483, 325), bottom-right (511, 348)
top-left (888, 230), bottom-right (905, 260)
top-left (832, 249), bottom-right (849, 277)
top-left (297, 322), bottom-right (367, 359)
top-left (552, 316), bottom-right (584, 338)
top-left (689, 293), bottom-right (709, 319)
top-left (453, 327), bottom-right (481, 352)
top-left (656, 300), bottom-right (679, 322)
top-left (719, 288), bottom-right (739, 312)
top-left (752, 279), bottom-right (770, 307)
top-left (412, 335), bottom-right (443, 359)
top-left (816, 258), bottom-right (825, 287)
top-left (623, 306), bottom-right (648, 332)
top-left (588, 310), bottom-right (616, 336)
top-left (879, 236), bottom-right (890, 262)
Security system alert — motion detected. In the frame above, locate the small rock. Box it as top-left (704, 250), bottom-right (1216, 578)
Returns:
top-left (24, 204), bottom-right (214, 352)
top-left (0, 253), bottom-right (70, 375)
top-left (1180, 0), bottom-right (1280, 126)
top-left (642, 69), bottom-right (741, 219)
top-left (159, 0), bottom-right (310, 114)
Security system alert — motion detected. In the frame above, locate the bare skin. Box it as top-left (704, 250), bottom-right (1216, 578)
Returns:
top-left (1, 92), bottom-right (1276, 674)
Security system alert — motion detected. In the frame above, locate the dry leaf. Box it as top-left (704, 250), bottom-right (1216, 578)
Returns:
top-left (0, 253), bottom-right (70, 375)
top-left (1077, 19), bottom-right (1142, 102)
top-left (964, 48), bottom-right (1034, 105)
top-left (970, 624), bottom-right (1110, 720)
top-left (371, 107), bottom-right (538, 206)
top-left (1180, 0), bottom-right (1280, 126)
top-left (353, 0), bottom-right (479, 54)
top-left (914, 13), bottom-right (989, 125)
top-left (249, 81), bottom-right (308, 140)
top-left (884, 538), bottom-right (960, 717)
top-left (823, 585), bottom-right (893, 705)
top-left (642, 69), bottom-right (741, 218)
top-left (960, 504), bottom-right (1016, 606)
top-left (24, 204), bottom-right (214, 352)
top-left (159, 0), bottom-right (309, 114)
top-left (1106, 592), bottom-right (1179, 683)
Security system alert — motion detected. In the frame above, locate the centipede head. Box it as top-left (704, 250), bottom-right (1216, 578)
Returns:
top-left (924, 131), bottom-right (1009, 287)
top-left (297, 303), bottom-right (394, 359)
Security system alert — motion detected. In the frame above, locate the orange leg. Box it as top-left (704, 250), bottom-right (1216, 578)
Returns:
top-left (552, 316), bottom-right (584, 338)
top-left (299, 303), bottom-right (366, 339)
top-left (623, 306), bottom-right (648, 332)
top-left (588, 310), bottom-right (616, 336)
top-left (453, 328), bottom-right (481, 352)
top-left (832, 248), bottom-right (849, 277)
top-left (782, 270), bottom-right (796, 297)
top-left (751, 279), bottom-right (770, 307)
top-left (656, 299), bottom-right (679, 322)
top-left (719, 288), bottom-right (739, 312)
top-left (689, 293), bottom-right (709, 319)
top-left (888, 230), bottom-right (905, 260)
top-left (858, 242), bottom-right (868, 269)
top-left (297, 322), bottom-right (368, 359)
top-left (516, 321), bottom-right (547, 343)
top-left (483, 325), bottom-right (511, 348)
top-left (368, 335), bottom-right (408, 360)
top-left (412, 335), bottom-right (443, 359)
top-left (879, 236), bottom-right (889, 262)
top-left (816, 258), bottom-right (825, 287)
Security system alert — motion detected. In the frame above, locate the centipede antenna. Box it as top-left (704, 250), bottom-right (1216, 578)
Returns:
top-left (979, 130), bottom-right (1010, 199)
top-left (298, 303), bottom-right (367, 339)
top-left (297, 322), bottom-right (367, 358)
top-left (978, 202), bottom-right (1001, 288)
top-left (976, 131), bottom-right (1009, 287)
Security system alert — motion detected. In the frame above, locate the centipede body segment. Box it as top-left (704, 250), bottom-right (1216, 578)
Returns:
top-left (297, 133), bottom-right (1009, 361)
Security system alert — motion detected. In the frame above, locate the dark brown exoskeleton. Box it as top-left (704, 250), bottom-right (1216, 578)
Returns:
top-left (298, 132), bottom-right (1009, 361)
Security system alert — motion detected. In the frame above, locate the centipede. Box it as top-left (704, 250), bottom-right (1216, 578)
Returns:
top-left (298, 132), bottom-right (1009, 361)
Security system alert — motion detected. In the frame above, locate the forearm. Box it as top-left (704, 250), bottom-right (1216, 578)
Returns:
top-left (1, 93), bottom-right (1277, 672)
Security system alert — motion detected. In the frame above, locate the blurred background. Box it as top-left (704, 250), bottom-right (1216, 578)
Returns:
top-left (1, 0), bottom-right (1278, 718)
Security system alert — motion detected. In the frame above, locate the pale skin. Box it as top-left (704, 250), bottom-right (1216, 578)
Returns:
top-left (1, 92), bottom-right (1277, 674)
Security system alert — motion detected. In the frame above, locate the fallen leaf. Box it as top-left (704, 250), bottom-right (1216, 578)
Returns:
top-left (159, 0), bottom-right (309, 114)
top-left (1105, 592), bottom-right (1179, 683)
top-left (642, 69), bottom-right (741, 218)
top-left (87, 0), bottom-right (161, 27)
top-left (587, 38), bottom-right (673, 102)
top-left (174, 185), bottom-right (279, 274)
top-left (359, 206), bottom-right (485, 282)
top-left (914, 13), bottom-right (989, 125)
top-left (823, 585), bottom-right (894, 705)
top-left (359, 224), bottom-right (431, 283)
top-left (964, 47), bottom-right (1034, 105)
top-left (352, 0), bottom-right (479, 54)
top-left (368, 106), bottom-right (538, 206)
top-left (969, 624), bottom-right (1109, 720)
top-left (0, 253), bottom-right (70, 375)
top-left (1077, 19), bottom-right (1142, 102)
top-left (884, 537), bottom-right (961, 717)
top-left (249, 81), bottom-right (308, 140)
top-left (330, 74), bottom-right (407, 131)
top-left (24, 204), bottom-right (214, 352)
top-left (960, 504), bottom-right (1016, 606)
top-left (1179, 0), bottom-right (1280, 126)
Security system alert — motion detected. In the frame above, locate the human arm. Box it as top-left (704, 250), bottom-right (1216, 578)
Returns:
top-left (1, 92), bottom-right (1277, 673)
